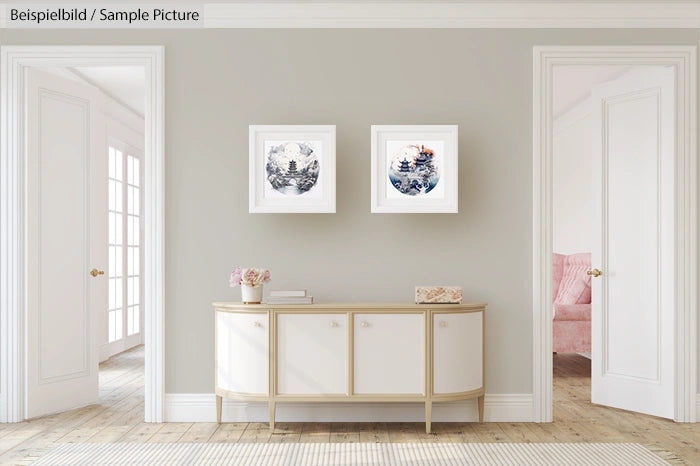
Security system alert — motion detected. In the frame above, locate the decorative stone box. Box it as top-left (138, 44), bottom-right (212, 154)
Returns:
top-left (415, 286), bottom-right (463, 304)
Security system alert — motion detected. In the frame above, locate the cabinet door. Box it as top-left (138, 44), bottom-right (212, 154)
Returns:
top-left (433, 311), bottom-right (483, 394)
top-left (354, 313), bottom-right (424, 394)
top-left (216, 312), bottom-right (268, 394)
top-left (277, 313), bottom-right (347, 394)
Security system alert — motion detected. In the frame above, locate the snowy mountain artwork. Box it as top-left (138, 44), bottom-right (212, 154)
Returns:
top-left (250, 125), bottom-right (335, 213)
top-left (265, 141), bottom-right (321, 197)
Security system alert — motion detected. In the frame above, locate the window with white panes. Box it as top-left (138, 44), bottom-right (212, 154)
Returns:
top-left (126, 154), bottom-right (141, 336)
top-left (108, 144), bottom-right (142, 345)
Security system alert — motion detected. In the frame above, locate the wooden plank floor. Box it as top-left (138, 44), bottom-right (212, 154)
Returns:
top-left (0, 348), bottom-right (697, 464)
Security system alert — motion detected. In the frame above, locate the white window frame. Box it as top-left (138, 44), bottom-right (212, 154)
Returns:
top-left (106, 137), bottom-right (145, 357)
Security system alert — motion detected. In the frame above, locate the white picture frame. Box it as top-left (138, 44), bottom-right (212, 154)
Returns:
top-left (249, 125), bottom-right (336, 213)
top-left (371, 125), bottom-right (458, 213)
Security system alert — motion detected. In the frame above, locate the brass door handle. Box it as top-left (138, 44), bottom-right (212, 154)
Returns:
top-left (587, 268), bottom-right (603, 277)
top-left (90, 268), bottom-right (105, 277)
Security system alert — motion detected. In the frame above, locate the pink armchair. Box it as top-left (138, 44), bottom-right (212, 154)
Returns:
top-left (552, 253), bottom-right (591, 353)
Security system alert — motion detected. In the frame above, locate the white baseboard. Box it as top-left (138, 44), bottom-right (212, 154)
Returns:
top-left (696, 394), bottom-right (700, 422)
top-left (165, 393), bottom-right (533, 423)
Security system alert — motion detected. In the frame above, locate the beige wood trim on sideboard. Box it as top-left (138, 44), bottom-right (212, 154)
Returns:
top-left (213, 302), bottom-right (486, 433)
top-left (347, 311), bottom-right (354, 397)
top-left (213, 302), bottom-right (487, 311)
top-left (215, 387), bottom-right (269, 402)
top-left (214, 311), bottom-right (219, 422)
top-left (425, 307), bottom-right (433, 433)
top-left (481, 306), bottom-right (486, 421)
top-left (269, 310), bottom-right (276, 430)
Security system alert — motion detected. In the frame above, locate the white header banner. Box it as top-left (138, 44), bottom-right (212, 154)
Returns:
top-left (4, 3), bottom-right (202, 28)
top-left (1, 2), bottom-right (699, 29)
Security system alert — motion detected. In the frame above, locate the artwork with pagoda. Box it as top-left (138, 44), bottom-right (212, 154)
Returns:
top-left (265, 141), bottom-right (321, 195)
top-left (388, 144), bottom-right (440, 196)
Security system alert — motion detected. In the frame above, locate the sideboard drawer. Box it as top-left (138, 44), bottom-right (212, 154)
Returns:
top-left (277, 313), bottom-right (347, 395)
top-left (216, 312), bottom-right (268, 395)
top-left (353, 313), bottom-right (424, 394)
top-left (433, 311), bottom-right (483, 394)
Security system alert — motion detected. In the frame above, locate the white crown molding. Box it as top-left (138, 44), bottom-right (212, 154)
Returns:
top-left (164, 393), bottom-right (534, 423)
top-left (202, 2), bottom-right (700, 29)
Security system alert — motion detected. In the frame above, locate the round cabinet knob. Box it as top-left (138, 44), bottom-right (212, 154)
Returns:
top-left (253, 321), bottom-right (261, 327)
top-left (440, 321), bottom-right (448, 328)
top-left (330, 321), bottom-right (338, 328)
top-left (361, 321), bottom-right (369, 328)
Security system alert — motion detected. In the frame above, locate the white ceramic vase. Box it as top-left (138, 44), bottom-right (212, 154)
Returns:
top-left (241, 285), bottom-right (263, 304)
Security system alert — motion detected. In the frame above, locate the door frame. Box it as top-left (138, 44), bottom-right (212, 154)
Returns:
top-left (532, 46), bottom-right (697, 422)
top-left (0, 46), bottom-right (165, 422)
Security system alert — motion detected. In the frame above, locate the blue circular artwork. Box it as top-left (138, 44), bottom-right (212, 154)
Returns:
top-left (388, 144), bottom-right (440, 196)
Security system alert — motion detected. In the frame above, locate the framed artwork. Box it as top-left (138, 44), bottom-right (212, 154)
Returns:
top-left (249, 125), bottom-right (336, 213)
top-left (371, 125), bottom-right (458, 213)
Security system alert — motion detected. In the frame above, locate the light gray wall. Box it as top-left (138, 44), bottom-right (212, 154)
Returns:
top-left (1, 29), bottom-right (698, 395)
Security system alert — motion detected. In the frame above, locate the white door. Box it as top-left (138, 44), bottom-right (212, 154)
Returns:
top-left (26, 69), bottom-right (105, 418)
top-left (590, 66), bottom-right (675, 419)
top-left (277, 314), bottom-right (346, 394)
top-left (354, 313), bottom-right (424, 394)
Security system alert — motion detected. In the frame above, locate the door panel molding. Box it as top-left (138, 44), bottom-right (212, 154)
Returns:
top-left (532, 46), bottom-right (696, 422)
top-left (0, 46), bottom-right (165, 423)
top-left (35, 87), bottom-right (90, 384)
top-left (601, 86), bottom-right (663, 383)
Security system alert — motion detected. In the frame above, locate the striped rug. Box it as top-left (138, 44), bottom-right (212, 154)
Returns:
top-left (32, 442), bottom-right (669, 465)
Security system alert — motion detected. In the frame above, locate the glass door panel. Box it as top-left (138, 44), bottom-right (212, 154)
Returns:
top-left (107, 143), bottom-right (143, 352)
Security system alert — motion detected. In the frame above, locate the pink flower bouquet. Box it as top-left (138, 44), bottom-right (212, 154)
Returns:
top-left (229, 267), bottom-right (271, 288)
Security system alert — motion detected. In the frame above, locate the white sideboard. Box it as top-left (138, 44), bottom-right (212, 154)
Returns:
top-left (213, 302), bottom-right (486, 433)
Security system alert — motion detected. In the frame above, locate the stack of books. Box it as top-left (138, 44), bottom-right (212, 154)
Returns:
top-left (264, 290), bottom-right (314, 305)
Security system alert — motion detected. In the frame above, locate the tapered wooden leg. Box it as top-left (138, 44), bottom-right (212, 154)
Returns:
top-left (477, 395), bottom-right (484, 422)
top-left (269, 400), bottom-right (276, 431)
top-left (216, 395), bottom-right (222, 423)
top-left (425, 400), bottom-right (432, 433)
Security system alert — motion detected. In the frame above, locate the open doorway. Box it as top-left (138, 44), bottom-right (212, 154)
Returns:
top-left (24, 65), bottom-right (145, 419)
top-left (533, 46), bottom-right (697, 423)
top-left (552, 63), bottom-right (677, 419)
top-left (551, 65), bottom-right (632, 411)
top-left (0, 46), bottom-right (164, 423)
